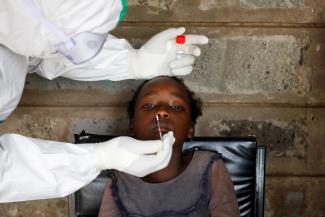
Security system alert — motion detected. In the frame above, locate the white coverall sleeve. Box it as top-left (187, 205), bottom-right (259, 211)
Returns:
top-left (0, 134), bottom-right (100, 202)
top-left (0, 0), bottom-right (132, 81)
top-left (37, 34), bottom-right (135, 81)
top-left (0, 45), bottom-right (29, 121)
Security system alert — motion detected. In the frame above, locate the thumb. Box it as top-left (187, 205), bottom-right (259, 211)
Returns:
top-left (162, 131), bottom-right (175, 148)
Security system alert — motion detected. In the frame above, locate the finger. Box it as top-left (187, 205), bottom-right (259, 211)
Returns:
top-left (172, 66), bottom-right (193, 76)
top-left (131, 132), bottom-right (175, 176)
top-left (155, 142), bottom-right (173, 171)
top-left (162, 131), bottom-right (175, 145)
top-left (126, 131), bottom-right (173, 155)
top-left (155, 131), bottom-right (175, 170)
top-left (150, 134), bottom-right (174, 166)
top-left (136, 142), bottom-right (172, 174)
top-left (170, 55), bottom-right (195, 69)
top-left (183, 45), bottom-right (201, 56)
top-left (183, 35), bottom-right (209, 45)
top-left (131, 139), bottom-right (164, 154)
top-left (154, 27), bottom-right (186, 44)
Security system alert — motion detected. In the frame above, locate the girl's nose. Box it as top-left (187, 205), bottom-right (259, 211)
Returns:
top-left (156, 106), bottom-right (169, 118)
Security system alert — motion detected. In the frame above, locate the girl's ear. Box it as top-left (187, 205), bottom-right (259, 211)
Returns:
top-left (187, 122), bottom-right (195, 140)
top-left (128, 120), bottom-right (135, 136)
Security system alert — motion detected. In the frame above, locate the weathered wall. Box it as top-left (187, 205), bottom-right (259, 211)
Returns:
top-left (1, 0), bottom-right (325, 216)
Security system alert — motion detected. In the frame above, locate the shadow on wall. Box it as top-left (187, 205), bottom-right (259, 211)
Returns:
top-left (211, 119), bottom-right (309, 159)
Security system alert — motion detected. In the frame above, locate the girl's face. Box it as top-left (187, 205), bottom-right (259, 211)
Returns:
top-left (129, 77), bottom-right (194, 147)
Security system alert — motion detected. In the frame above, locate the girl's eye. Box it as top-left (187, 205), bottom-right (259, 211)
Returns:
top-left (143, 104), bottom-right (155, 110)
top-left (171, 105), bottom-right (184, 111)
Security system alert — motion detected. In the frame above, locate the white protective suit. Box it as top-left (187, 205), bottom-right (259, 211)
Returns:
top-left (0, 132), bottom-right (175, 202)
top-left (0, 0), bottom-right (208, 202)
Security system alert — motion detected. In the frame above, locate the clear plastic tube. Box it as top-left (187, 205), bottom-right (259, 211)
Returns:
top-left (176, 35), bottom-right (186, 59)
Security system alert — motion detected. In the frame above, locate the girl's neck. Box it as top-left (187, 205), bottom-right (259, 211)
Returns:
top-left (141, 149), bottom-right (193, 183)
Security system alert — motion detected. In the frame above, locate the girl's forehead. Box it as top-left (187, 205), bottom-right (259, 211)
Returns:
top-left (137, 77), bottom-right (190, 102)
top-left (142, 77), bottom-right (186, 93)
top-left (140, 77), bottom-right (188, 98)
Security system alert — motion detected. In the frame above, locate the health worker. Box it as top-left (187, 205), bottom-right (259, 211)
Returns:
top-left (0, 0), bottom-right (208, 203)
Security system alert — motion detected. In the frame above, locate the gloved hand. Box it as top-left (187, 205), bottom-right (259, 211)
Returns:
top-left (128, 27), bottom-right (209, 79)
top-left (90, 131), bottom-right (175, 177)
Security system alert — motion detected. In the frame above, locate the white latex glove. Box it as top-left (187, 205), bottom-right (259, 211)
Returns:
top-left (90, 131), bottom-right (175, 177)
top-left (128, 27), bottom-right (209, 79)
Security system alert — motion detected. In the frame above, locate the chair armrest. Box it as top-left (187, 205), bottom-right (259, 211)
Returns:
top-left (256, 146), bottom-right (266, 217)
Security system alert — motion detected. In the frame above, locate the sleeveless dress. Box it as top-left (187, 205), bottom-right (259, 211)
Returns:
top-left (99, 150), bottom-right (240, 217)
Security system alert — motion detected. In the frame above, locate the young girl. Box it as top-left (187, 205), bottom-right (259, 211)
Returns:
top-left (99, 76), bottom-right (240, 217)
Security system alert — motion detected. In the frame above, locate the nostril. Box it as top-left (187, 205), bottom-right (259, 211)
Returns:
top-left (156, 106), bottom-right (170, 118)
top-left (155, 113), bottom-right (169, 118)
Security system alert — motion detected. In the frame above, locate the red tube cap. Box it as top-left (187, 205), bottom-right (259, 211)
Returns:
top-left (176, 35), bottom-right (186, 44)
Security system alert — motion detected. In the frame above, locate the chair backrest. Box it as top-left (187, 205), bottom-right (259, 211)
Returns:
top-left (69, 132), bottom-right (265, 217)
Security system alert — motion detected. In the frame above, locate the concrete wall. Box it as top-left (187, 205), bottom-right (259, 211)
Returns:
top-left (1, 0), bottom-right (325, 216)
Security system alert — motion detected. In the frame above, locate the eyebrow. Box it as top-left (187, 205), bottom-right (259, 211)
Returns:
top-left (142, 91), bottom-right (187, 101)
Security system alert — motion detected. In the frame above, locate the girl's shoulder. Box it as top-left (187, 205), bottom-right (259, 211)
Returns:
top-left (192, 150), bottom-right (223, 165)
